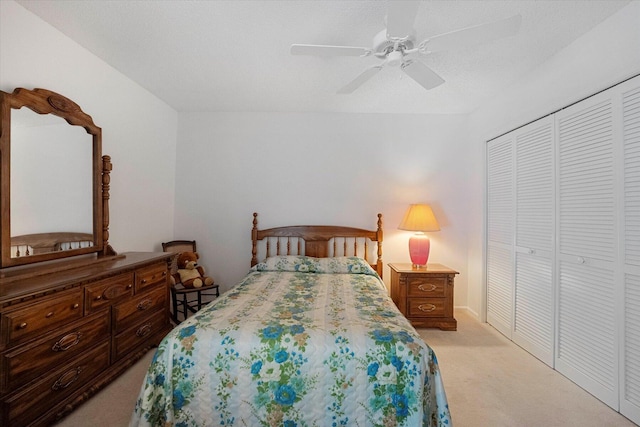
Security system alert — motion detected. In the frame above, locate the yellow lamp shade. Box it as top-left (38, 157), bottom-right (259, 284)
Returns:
top-left (398, 204), bottom-right (440, 232)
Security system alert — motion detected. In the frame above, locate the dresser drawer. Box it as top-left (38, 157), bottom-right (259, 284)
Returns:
top-left (3, 341), bottom-right (109, 427)
top-left (1, 311), bottom-right (110, 393)
top-left (112, 311), bottom-right (166, 361)
top-left (407, 298), bottom-right (447, 318)
top-left (113, 286), bottom-right (166, 334)
top-left (2, 290), bottom-right (83, 347)
top-left (135, 263), bottom-right (168, 293)
top-left (406, 276), bottom-right (447, 298)
top-left (84, 272), bottom-right (134, 314)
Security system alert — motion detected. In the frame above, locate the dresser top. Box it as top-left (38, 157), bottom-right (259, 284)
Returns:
top-left (0, 252), bottom-right (171, 304)
top-left (388, 263), bottom-right (459, 274)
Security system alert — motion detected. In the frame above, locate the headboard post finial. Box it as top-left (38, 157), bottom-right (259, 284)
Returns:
top-left (251, 213), bottom-right (259, 267)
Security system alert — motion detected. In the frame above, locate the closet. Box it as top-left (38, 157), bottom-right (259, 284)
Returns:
top-left (486, 74), bottom-right (640, 422)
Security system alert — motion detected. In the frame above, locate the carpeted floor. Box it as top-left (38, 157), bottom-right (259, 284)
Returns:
top-left (54, 309), bottom-right (637, 426)
top-left (418, 310), bottom-right (635, 426)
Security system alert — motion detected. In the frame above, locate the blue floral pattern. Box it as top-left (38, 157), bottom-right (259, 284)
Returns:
top-left (131, 257), bottom-right (451, 427)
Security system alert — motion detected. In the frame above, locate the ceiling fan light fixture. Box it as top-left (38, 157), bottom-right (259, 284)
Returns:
top-left (387, 50), bottom-right (403, 67)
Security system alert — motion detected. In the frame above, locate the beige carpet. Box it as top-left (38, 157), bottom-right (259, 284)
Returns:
top-left (55, 309), bottom-right (636, 426)
top-left (419, 310), bottom-right (635, 426)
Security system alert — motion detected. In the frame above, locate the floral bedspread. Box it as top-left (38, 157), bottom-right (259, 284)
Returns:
top-left (130, 256), bottom-right (451, 427)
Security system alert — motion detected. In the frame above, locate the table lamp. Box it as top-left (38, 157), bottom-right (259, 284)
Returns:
top-left (398, 204), bottom-right (440, 268)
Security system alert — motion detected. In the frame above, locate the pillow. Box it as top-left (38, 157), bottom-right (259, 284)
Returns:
top-left (255, 255), bottom-right (318, 273)
top-left (254, 255), bottom-right (378, 276)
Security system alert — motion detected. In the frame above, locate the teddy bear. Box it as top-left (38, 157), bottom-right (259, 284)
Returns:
top-left (173, 251), bottom-right (214, 289)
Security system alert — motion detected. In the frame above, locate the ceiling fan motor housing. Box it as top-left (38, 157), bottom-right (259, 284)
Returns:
top-left (373, 29), bottom-right (414, 56)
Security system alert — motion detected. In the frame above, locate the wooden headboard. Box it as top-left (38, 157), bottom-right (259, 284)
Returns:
top-left (11, 232), bottom-right (94, 257)
top-left (251, 212), bottom-right (384, 278)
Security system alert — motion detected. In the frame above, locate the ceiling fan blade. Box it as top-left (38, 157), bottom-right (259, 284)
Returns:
top-left (290, 44), bottom-right (369, 57)
top-left (401, 60), bottom-right (445, 90)
top-left (386, 1), bottom-right (420, 39)
top-left (425, 14), bottom-right (522, 53)
top-left (337, 66), bottom-right (383, 94)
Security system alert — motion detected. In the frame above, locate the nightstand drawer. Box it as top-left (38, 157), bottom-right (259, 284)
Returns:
top-left (407, 298), bottom-right (447, 318)
top-left (406, 276), bottom-right (447, 297)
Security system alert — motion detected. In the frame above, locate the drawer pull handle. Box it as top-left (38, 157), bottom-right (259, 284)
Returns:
top-left (52, 332), bottom-right (82, 352)
top-left (418, 304), bottom-right (437, 313)
top-left (52, 367), bottom-right (83, 391)
top-left (137, 299), bottom-right (153, 311)
top-left (136, 323), bottom-right (152, 337)
top-left (18, 322), bottom-right (28, 330)
top-left (127, 284), bottom-right (133, 289)
top-left (95, 295), bottom-right (102, 301)
top-left (418, 284), bottom-right (437, 292)
top-left (141, 279), bottom-right (147, 284)
top-left (45, 311), bottom-right (55, 318)
top-left (72, 303), bottom-right (79, 309)
top-left (162, 271), bottom-right (167, 277)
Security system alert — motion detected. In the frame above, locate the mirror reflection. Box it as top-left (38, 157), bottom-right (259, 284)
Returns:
top-left (10, 107), bottom-right (94, 257)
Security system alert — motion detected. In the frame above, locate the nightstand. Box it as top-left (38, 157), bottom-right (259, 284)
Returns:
top-left (389, 263), bottom-right (459, 331)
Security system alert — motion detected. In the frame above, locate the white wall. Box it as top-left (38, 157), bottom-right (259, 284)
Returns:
top-left (466, 1), bottom-right (640, 318)
top-left (175, 112), bottom-right (473, 300)
top-left (0, 0), bottom-right (178, 253)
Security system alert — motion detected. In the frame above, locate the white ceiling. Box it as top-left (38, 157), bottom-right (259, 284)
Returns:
top-left (15, 0), bottom-right (631, 114)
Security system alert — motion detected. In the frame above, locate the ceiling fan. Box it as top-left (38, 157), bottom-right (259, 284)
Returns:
top-left (290, 1), bottom-right (521, 94)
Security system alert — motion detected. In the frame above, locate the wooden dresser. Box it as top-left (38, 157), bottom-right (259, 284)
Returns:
top-left (389, 263), bottom-right (458, 331)
top-left (0, 252), bottom-right (172, 427)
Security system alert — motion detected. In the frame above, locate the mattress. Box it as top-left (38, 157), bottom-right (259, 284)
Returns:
top-left (130, 256), bottom-right (451, 426)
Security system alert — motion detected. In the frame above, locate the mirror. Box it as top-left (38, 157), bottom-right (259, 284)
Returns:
top-left (11, 108), bottom-right (94, 254)
top-left (0, 88), bottom-right (114, 268)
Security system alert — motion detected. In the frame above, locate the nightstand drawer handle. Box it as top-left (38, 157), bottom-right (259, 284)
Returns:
top-left (418, 304), bottom-right (437, 313)
top-left (52, 332), bottom-right (82, 351)
top-left (418, 284), bottom-right (437, 292)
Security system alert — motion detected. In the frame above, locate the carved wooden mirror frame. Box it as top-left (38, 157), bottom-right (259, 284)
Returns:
top-left (0, 88), bottom-right (114, 269)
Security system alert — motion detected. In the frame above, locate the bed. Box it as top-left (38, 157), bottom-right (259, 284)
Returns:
top-left (130, 213), bottom-right (451, 427)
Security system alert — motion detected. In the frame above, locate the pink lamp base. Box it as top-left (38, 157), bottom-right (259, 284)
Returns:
top-left (409, 234), bottom-right (431, 268)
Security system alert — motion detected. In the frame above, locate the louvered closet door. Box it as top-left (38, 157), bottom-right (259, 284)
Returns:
top-left (487, 135), bottom-right (514, 338)
top-left (513, 117), bottom-right (555, 367)
top-left (621, 76), bottom-right (640, 423)
top-left (555, 90), bottom-right (619, 409)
